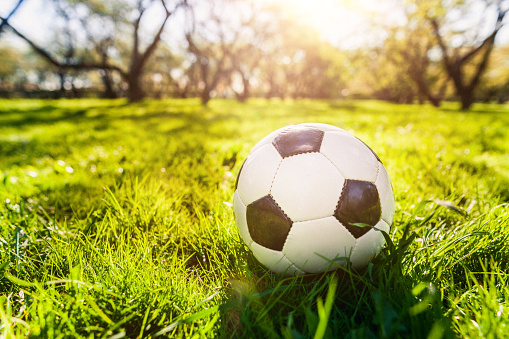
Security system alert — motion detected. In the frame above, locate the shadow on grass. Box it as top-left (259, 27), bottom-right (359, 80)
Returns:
top-left (439, 105), bottom-right (509, 115)
top-left (212, 261), bottom-right (455, 338)
top-left (0, 101), bottom-right (242, 171)
top-left (0, 104), bottom-right (61, 115)
top-left (165, 222), bottom-right (455, 338)
top-left (0, 102), bottom-right (132, 127)
top-left (0, 101), bottom-right (131, 115)
top-left (0, 102), bottom-right (239, 138)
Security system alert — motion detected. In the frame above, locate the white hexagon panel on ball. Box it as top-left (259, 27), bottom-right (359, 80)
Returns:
top-left (271, 153), bottom-right (344, 222)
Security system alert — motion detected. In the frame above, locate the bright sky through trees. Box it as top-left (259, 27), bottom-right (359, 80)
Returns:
top-left (275, 0), bottom-right (407, 48)
top-left (2, 0), bottom-right (508, 49)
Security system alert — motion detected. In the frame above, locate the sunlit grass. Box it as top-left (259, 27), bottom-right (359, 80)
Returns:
top-left (0, 98), bottom-right (508, 337)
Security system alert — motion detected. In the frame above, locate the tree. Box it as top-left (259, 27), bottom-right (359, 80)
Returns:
top-left (249, 5), bottom-right (351, 100)
top-left (226, 1), bottom-right (281, 102)
top-left (429, 0), bottom-right (508, 109)
top-left (185, 0), bottom-right (298, 104)
top-left (0, 0), bottom-right (24, 35)
top-left (0, 44), bottom-right (23, 96)
top-left (401, 30), bottom-right (449, 106)
top-left (1, 0), bottom-right (185, 101)
top-left (476, 44), bottom-right (509, 103)
top-left (184, 0), bottom-right (254, 105)
top-left (383, 22), bottom-right (449, 106)
top-left (185, 30), bottom-right (233, 105)
top-left (228, 44), bottom-right (260, 102)
top-left (124, 0), bottom-right (183, 101)
top-left (396, 2), bottom-right (450, 107)
top-left (364, 46), bottom-right (418, 103)
top-left (142, 44), bottom-right (188, 98)
top-left (349, 0), bottom-right (449, 105)
top-left (94, 38), bottom-right (119, 98)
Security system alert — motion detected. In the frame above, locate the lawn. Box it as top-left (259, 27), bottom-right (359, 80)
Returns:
top-left (1, 98), bottom-right (509, 338)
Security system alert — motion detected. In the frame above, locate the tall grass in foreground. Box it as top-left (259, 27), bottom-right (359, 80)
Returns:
top-left (0, 98), bottom-right (508, 338)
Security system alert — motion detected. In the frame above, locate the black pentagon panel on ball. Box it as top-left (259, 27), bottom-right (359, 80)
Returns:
top-left (355, 136), bottom-right (382, 164)
top-left (335, 180), bottom-right (381, 239)
top-left (272, 127), bottom-right (324, 158)
top-left (246, 195), bottom-right (293, 251)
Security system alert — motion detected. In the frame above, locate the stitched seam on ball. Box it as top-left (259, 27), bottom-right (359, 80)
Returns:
top-left (277, 197), bottom-right (297, 255)
top-left (234, 190), bottom-right (253, 245)
top-left (235, 189), bottom-right (247, 208)
top-left (273, 144), bottom-right (320, 159)
top-left (374, 162), bottom-right (382, 226)
top-left (293, 215), bottom-right (333, 223)
top-left (278, 212), bottom-right (294, 252)
top-left (282, 253), bottom-right (303, 275)
top-left (349, 221), bottom-right (386, 268)
top-left (321, 152), bottom-right (347, 179)
top-left (334, 179), bottom-right (370, 241)
top-left (374, 160), bottom-right (382, 183)
top-left (291, 255), bottom-right (313, 274)
top-left (269, 159), bottom-right (283, 193)
top-left (381, 216), bottom-right (392, 227)
top-left (348, 239), bottom-right (358, 267)
top-left (267, 193), bottom-right (293, 224)
top-left (267, 193), bottom-right (293, 254)
top-left (377, 219), bottom-right (389, 233)
top-left (266, 248), bottom-right (288, 272)
top-left (317, 131), bottom-right (325, 153)
top-left (334, 179), bottom-right (348, 218)
top-left (284, 150), bottom-right (321, 160)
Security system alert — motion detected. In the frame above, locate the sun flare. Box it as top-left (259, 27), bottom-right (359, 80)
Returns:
top-left (274, 0), bottom-right (402, 48)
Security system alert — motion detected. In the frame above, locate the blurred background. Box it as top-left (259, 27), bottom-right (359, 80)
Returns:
top-left (0, 0), bottom-right (508, 110)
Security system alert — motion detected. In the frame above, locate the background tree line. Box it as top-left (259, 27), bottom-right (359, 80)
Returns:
top-left (0, 0), bottom-right (508, 109)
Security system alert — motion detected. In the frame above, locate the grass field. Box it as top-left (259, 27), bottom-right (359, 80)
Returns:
top-left (0, 98), bottom-right (509, 338)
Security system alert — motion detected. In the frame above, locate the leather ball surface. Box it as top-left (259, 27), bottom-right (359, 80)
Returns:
top-left (234, 123), bottom-right (395, 275)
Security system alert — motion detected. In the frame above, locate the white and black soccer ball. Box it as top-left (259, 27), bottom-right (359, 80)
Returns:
top-left (233, 123), bottom-right (395, 275)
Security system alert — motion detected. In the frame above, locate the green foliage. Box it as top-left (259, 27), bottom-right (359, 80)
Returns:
top-left (0, 47), bottom-right (21, 80)
top-left (0, 98), bottom-right (508, 337)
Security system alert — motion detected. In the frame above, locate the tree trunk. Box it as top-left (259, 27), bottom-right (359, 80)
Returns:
top-left (460, 90), bottom-right (475, 110)
top-left (429, 96), bottom-right (441, 107)
top-left (201, 90), bottom-right (211, 105)
top-left (234, 74), bottom-right (250, 102)
top-left (430, 4), bottom-right (507, 111)
top-left (179, 82), bottom-right (189, 98)
top-left (239, 76), bottom-right (250, 102)
top-left (417, 93), bottom-right (425, 105)
top-left (127, 70), bottom-right (144, 102)
top-left (179, 88), bottom-right (188, 98)
top-left (71, 78), bottom-right (80, 98)
top-left (101, 70), bottom-right (117, 99)
top-left (58, 70), bottom-right (66, 98)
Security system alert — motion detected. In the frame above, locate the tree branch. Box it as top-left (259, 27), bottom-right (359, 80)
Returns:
top-left (459, 6), bottom-right (507, 64)
top-left (138, 0), bottom-right (173, 69)
top-left (185, 33), bottom-right (201, 58)
top-left (430, 19), bottom-right (451, 69)
top-left (467, 37), bottom-right (496, 92)
top-left (131, 0), bottom-right (145, 65)
top-left (0, 0), bottom-right (24, 34)
top-left (2, 19), bottom-right (127, 78)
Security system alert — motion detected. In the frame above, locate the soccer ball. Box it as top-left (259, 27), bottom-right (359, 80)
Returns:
top-left (233, 123), bottom-right (395, 275)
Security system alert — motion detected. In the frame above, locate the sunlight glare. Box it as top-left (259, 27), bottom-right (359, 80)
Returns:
top-left (275, 0), bottom-right (404, 48)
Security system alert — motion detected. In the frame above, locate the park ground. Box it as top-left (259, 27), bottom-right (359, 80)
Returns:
top-left (0, 98), bottom-right (509, 338)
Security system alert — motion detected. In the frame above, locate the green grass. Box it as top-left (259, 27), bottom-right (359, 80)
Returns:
top-left (0, 98), bottom-right (508, 338)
